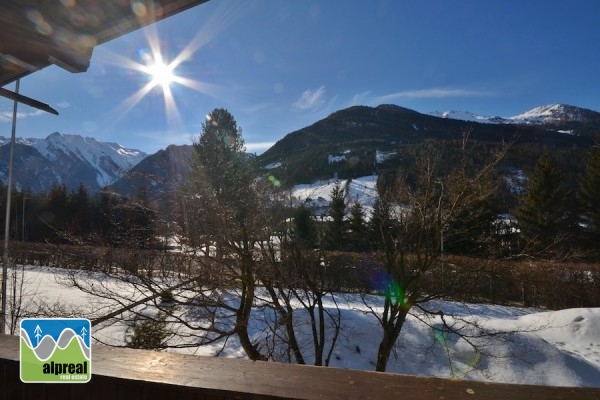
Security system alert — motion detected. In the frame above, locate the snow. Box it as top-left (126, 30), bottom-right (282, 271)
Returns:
top-left (508, 104), bottom-right (575, 124)
top-left (264, 161), bottom-right (282, 169)
top-left (292, 178), bottom-right (342, 204)
top-left (291, 175), bottom-right (378, 216)
top-left (428, 104), bottom-right (590, 127)
top-left (328, 154), bottom-right (346, 164)
top-left (429, 110), bottom-right (504, 124)
top-left (375, 149), bottom-right (396, 164)
top-left (558, 129), bottom-right (576, 135)
top-left (5, 265), bottom-right (600, 387)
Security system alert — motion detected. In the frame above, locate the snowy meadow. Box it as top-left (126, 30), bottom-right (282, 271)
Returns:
top-left (8, 265), bottom-right (600, 388)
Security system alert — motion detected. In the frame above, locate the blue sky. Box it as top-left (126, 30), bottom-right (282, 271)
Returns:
top-left (1, 0), bottom-right (599, 154)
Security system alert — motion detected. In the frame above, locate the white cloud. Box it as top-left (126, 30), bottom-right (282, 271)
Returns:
top-left (56, 101), bottom-right (70, 109)
top-left (0, 109), bottom-right (44, 123)
top-left (348, 91), bottom-right (373, 106)
top-left (292, 85), bottom-right (326, 111)
top-left (244, 102), bottom-right (273, 114)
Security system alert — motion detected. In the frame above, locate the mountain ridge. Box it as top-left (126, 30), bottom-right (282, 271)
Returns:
top-left (430, 103), bottom-right (600, 126)
top-left (257, 103), bottom-right (598, 185)
top-left (2, 103), bottom-right (598, 196)
top-left (0, 132), bottom-right (147, 193)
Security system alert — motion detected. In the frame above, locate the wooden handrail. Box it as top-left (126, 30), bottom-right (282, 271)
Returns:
top-left (1, 334), bottom-right (599, 399)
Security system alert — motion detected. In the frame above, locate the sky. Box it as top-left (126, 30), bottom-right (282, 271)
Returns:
top-left (1, 0), bottom-right (600, 155)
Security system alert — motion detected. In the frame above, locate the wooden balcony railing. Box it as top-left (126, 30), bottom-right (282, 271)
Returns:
top-left (1, 334), bottom-right (599, 399)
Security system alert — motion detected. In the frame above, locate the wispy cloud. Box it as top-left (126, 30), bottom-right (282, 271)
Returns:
top-left (244, 102), bottom-right (273, 114)
top-left (292, 85), bottom-right (326, 112)
top-left (0, 109), bottom-right (45, 123)
top-left (56, 101), bottom-right (70, 109)
top-left (348, 91), bottom-right (373, 106)
top-left (373, 88), bottom-right (494, 103)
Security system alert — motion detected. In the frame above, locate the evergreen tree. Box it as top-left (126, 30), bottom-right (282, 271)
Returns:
top-left (181, 107), bottom-right (268, 361)
top-left (325, 181), bottom-right (346, 250)
top-left (95, 187), bottom-right (117, 245)
top-left (348, 201), bottom-right (368, 251)
top-left (291, 204), bottom-right (317, 249)
top-left (125, 311), bottom-right (170, 350)
top-left (580, 140), bottom-right (600, 236)
top-left (369, 196), bottom-right (394, 251)
top-left (194, 108), bottom-right (247, 200)
top-left (43, 184), bottom-right (68, 242)
top-left (130, 186), bottom-right (155, 248)
top-left (68, 183), bottom-right (91, 238)
top-left (516, 151), bottom-right (573, 254)
top-left (443, 192), bottom-right (501, 256)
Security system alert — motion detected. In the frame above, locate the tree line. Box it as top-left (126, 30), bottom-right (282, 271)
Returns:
top-left (0, 183), bottom-right (155, 248)
top-left (2, 132), bottom-right (599, 261)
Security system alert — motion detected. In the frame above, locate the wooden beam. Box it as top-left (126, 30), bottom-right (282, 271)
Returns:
top-left (1, 334), bottom-right (599, 400)
top-left (0, 87), bottom-right (58, 115)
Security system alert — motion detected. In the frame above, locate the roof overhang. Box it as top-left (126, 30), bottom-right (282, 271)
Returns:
top-left (0, 0), bottom-right (209, 111)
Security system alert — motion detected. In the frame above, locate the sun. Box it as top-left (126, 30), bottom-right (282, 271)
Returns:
top-left (142, 58), bottom-right (176, 90)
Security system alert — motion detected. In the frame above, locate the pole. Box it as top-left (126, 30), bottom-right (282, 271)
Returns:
top-left (22, 197), bottom-right (25, 242)
top-left (1, 78), bottom-right (19, 334)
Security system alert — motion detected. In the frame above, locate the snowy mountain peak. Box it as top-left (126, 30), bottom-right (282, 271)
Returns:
top-left (508, 104), bottom-right (592, 124)
top-left (430, 104), bottom-right (599, 126)
top-left (429, 110), bottom-right (504, 124)
top-left (39, 133), bottom-right (145, 169)
top-left (0, 132), bottom-right (148, 192)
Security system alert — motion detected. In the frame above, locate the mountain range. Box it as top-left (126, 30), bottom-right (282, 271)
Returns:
top-left (1, 104), bottom-right (599, 196)
top-left (429, 104), bottom-right (600, 129)
top-left (0, 132), bottom-right (146, 193)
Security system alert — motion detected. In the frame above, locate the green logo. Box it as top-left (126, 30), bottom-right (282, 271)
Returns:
top-left (20, 318), bottom-right (91, 383)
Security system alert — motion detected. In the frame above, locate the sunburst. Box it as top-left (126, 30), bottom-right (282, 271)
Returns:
top-left (97, 1), bottom-right (248, 135)
top-left (143, 57), bottom-right (176, 91)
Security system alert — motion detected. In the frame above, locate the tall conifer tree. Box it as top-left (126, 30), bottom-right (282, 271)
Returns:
top-left (325, 181), bottom-right (346, 250)
top-left (516, 151), bottom-right (572, 253)
top-left (580, 139), bottom-right (600, 236)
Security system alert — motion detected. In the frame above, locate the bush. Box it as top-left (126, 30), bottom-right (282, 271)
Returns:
top-left (125, 311), bottom-right (170, 350)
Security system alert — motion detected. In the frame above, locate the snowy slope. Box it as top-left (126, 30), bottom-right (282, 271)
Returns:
top-left (32, 132), bottom-right (147, 186)
top-left (508, 104), bottom-right (590, 124)
top-left (292, 175), bottom-right (378, 217)
top-left (8, 266), bottom-right (600, 388)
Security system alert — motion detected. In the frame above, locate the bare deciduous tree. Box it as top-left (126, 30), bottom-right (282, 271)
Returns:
top-left (367, 135), bottom-right (510, 371)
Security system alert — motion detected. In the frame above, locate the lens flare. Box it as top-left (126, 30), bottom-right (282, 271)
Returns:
top-left (267, 174), bottom-right (281, 188)
top-left (368, 270), bottom-right (412, 309)
top-left (430, 322), bottom-right (482, 378)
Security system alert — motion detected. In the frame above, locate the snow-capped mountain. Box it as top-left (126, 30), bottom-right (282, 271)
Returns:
top-left (507, 104), bottom-right (598, 124)
top-left (430, 104), bottom-right (600, 127)
top-left (0, 132), bottom-right (147, 193)
top-left (428, 110), bottom-right (508, 124)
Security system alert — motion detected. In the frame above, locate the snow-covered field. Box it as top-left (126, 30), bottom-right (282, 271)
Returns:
top-left (292, 175), bottom-right (378, 216)
top-left (6, 265), bottom-right (600, 388)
